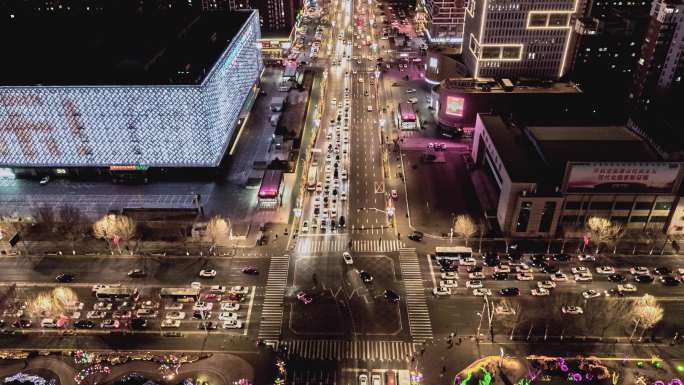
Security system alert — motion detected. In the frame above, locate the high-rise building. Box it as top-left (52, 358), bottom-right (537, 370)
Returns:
top-left (421, 0), bottom-right (467, 44)
top-left (202, 0), bottom-right (301, 34)
top-left (462, 0), bottom-right (582, 79)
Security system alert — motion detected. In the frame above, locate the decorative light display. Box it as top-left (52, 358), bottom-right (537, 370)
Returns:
top-left (73, 350), bottom-right (96, 365)
top-left (74, 364), bottom-right (111, 385)
top-left (4, 372), bottom-right (56, 385)
top-left (273, 359), bottom-right (286, 385)
top-left (158, 354), bottom-right (181, 379)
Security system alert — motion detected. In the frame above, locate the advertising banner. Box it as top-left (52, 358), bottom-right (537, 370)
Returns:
top-left (445, 96), bottom-right (464, 117)
top-left (565, 162), bottom-right (681, 194)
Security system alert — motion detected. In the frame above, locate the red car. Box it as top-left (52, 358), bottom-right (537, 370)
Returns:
top-left (225, 293), bottom-right (245, 302)
top-left (242, 266), bottom-right (259, 275)
top-left (201, 294), bottom-right (223, 302)
top-left (296, 292), bottom-right (313, 304)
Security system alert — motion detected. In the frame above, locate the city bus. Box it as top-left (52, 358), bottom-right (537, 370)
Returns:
top-left (95, 287), bottom-right (139, 302)
top-left (306, 165), bottom-right (318, 191)
top-left (159, 287), bottom-right (201, 302)
top-left (398, 102), bottom-right (417, 130)
top-left (434, 246), bottom-right (473, 260)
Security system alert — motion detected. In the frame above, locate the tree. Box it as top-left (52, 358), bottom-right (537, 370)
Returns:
top-left (586, 216), bottom-right (623, 254)
top-left (582, 298), bottom-right (633, 338)
top-left (203, 215), bottom-right (231, 253)
top-left (453, 215), bottom-right (477, 246)
top-left (631, 294), bottom-right (664, 340)
top-left (496, 299), bottom-right (524, 340)
top-left (51, 287), bottom-right (78, 310)
top-left (34, 205), bottom-right (56, 233)
top-left (28, 291), bottom-right (61, 317)
top-left (58, 205), bottom-right (86, 252)
top-left (93, 213), bottom-right (137, 253)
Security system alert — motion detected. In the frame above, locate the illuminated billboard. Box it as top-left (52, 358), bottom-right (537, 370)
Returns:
top-left (445, 96), bottom-right (464, 117)
top-left (565, 162), bottom-right (682, 194)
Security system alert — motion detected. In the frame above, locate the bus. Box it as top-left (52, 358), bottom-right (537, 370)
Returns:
top-left (396, 370), bottom-right (411, 385)
top-left (95, 287), bottom-right (139, 302)
top-left (398, 102), bottom-right (417, 130)
top-left (160, 287), bottom-right (201, 302)
top-left (434, 246), bottom-right (473, 260)
top-left (306, 165), bottom-right (318, 191)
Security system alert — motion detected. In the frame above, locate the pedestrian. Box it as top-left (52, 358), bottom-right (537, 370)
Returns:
top-left (450, 332), bottom-right (455, 339)
top-left (458, 337), bottom-right (462, 345)
top-left (275, 234), bottom-right (278, 239)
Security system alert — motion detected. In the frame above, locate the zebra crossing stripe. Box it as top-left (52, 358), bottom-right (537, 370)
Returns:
top-left (399, 248), bottom-right (433, 343)
top-left (258, 255), bottom-right (290, 341)
top-left (282, 340), bottom-right (414, 361)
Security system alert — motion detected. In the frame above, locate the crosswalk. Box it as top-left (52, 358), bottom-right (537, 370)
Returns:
top-left (283, 339), bottom-right (415, 361)
top-left (294, 239), bottom-right (405, 254)
top-left (399, 248), bottom-right (433, 343)
top-left (257, 254), bottom-right (290, 343)
top-left (352, 240), bottom-right (404, 253)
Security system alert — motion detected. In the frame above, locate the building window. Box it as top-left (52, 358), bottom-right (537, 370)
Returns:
top-left (564, 201), bottom-right (581, 210)
top-left (589, 201), bottom-right (612, 210)
top-left (614, 201), bottom-right (633, 210)
top-left (629, 216), bottom-right (649, 222)
top-left (529, 14), bottom-right (546, 27)
top-left (654, 201), bottom-right (672, 211)
top-left (538, 201), bottom-right (556, 233)
top-left (634, 202), bottom-right (653, 210)
top-left (515, 201), bottom-right (532, 233)
top-left (482, 47), bottom-right (500, 59)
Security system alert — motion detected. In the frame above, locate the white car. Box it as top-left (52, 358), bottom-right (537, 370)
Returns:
top-left (230, 286), bottom-right (249, 295)
top-left (531, 288), bottom-right (550, 296)
top-left (440, 279), bottom-right (458, 288)
top-left (41, 318), bottom-right (59, 328)
top-left (199, 269), bottom-right (217, 278)
top-left (571, 266), bottom-right (588, 274)
top-left (164, 303), bottom-right (184, 310)
top-left (494, 265), bottom-right (511, 273)
top-left (596, 266), bottom-right (615, 274)
top-left (191, 281), bottom-right (202, 289)
top-left (515, 263), bottom-right (531, 272)
top-left (220, 302), bottom-right (240, 311)
top-left (343, 252), bottom-right (354, 265)
top-left (367, 105), bottom-right (373, 111)
top-left (433, 287), bottom-right (451, 296)
top-left (135, 309), bottom-right (158, 318)
top-left (460, 258), bottom-right (477, 266)
top-left (222, 319), bottom-right (243, 329)
top-left (630, 266), bottom-right (650, 275)
top-left (537, 280), bottom-right (556, 289)
top-left (582, 289), bottom-right (601, 299)
top-left (618, 283), bottom-right (637, 292)
top-left (561, 305), bottom-right (584, 315)
top-left (193, 302), bottom-right (214, 311)
top-left (577, 254), bottom-right (596, 262)
top-left (218, 312), bottom-right (239, 321)
top-left (516, 273), bottom-right (534, 281)
top-left (441, 272), bottom-right (458, 280)
top-left (209, 285), bottom-right (227, 294)
top-left (93, 302), bottom-right (113, 311)
top-left (359, 374), bottom-right (369, 385)
top-left (86, 310), bottom-right (106, 319)
top-left (466, 280), bottom-right (483, 288)
top-left (165, 311), bottom-right (186, 320)
top-left (390, 189), bottom-right (398, 199)
top-left (574, 272), bottom-right (593, 282)
top-left (161, 319), bottom-right (181, 328)
top-left (371, 374), bottom-right (381, 385)
top-left (550, 272), bottom-right (568, 282)
top-left (468, 272), bottom-right (485, 280)
top-left (472, 288), bottom-right (491, 296)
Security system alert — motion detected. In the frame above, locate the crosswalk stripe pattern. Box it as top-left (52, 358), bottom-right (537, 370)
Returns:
top-left (284, 339), bottom-right (415, 361)
top-left (352, 240), bottom-right (404, 253)
top-left (257, 254), bottom-right (290, 343)
top-left (295, 238), bottom-right (348, 254)
top-left (399, 248), bottom-right (433, 343)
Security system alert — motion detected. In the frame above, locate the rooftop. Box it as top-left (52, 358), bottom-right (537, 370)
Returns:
top-left (0, 10), bottom-right (251, 86)
top-left (478, 114), bottom-right (541, 182)
top-left (441, 78), bottom-right (582, 94)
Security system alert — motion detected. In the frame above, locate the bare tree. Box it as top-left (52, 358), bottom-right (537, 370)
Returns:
top-left (496, 299), bottom-right (524, 340)
top-left (93, 213), bottom-right (137, 254)
top-left (453, 215), bottom-right (477, 246)
top-left (35, 205), bottom-right (57, 233)
top-left (28, 291), bottom-right (62, 318)
top-left (58, 205), bottom-right (86, 253)
top-left (203, 215), bottom-right (231, 253)
top-left (631, 294), bottom-right (664, 340)
top-left (51, 287), bottom-right (78, 311)
top-left (582, 298), bottom-right (633, 338)
top-left (586, 216), bottom-right (623, 254)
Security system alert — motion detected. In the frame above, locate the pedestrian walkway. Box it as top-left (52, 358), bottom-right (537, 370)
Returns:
top-left (294, 236), bottom-right (349, 254)
top-left (257, 254), bottom-right (290, 343)
top-left (352, 240), bottom-right (404, 253)
top-left (283, 339), bottom-right (415, 361)
top-left (399, 248), bottom-right (433, 343)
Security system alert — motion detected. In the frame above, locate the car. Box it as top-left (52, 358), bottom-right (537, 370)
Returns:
top-left (466, 280), bottom-right (483, 288)
top-left (359, 374), bottom-right (369, 385)
top-left (127, 269), bottom-right (147, 278)
top-left (552, 253), bottom-right (571, 262)
top-left (660, 276), bottom-right (680, 286)
top-left (39, 176), bottom-right (50, 185)
top-left (165, 311), bottom-right (186, 320)
top-left (473, 288), bottom-right (491, 296)
top-left (225, 292), bottom-right (245, 302)
top-left (537, 280), bottom-right (556, 289)
top-left (192, 309), bottom-right (212, 320)
top-left (531, 288), bottom-right (550, 296)
top-left (441, 272), bottom-right (457, 280)
top-left (130, 318), bottom-right (147, 329)
top-left (516, 272), bottom-right (534, 281)
top-left (595, 266), bottom-right (615, 274)
top-left (12, 319), bottom-right (32, 328)
top-left (608, 273), bottom-right (626, 282)
top-left (135, 309), bottom-right (158, 318)
top-left (550, 272), bottom-right (568, 282)
top-left (191, 282), bottom-right (202, 289)
top-left (408, 231), bottom-right (423, 241)
top-left (390, 189), bottom-right (398, 199)
top-left (561, 305), bottom-right (584, 315)
top-left (93, 302), bottom-right (113, 311)
top-left (242, 266), bottom-right (259, 275)
top-left (384, 289), bottom-right (400, 303)
top-left (220, 302), bottom-right (240, 311)
top-left (491, 272), bottom-right (508, 280)
top-left (407, 97), bottom-right (418, 104)
top-left (483, 256), bottom-right (500, 267)
top-left (582, 290), bottom-right (601, 299)
top-left (433, 287), bottom-right (451, 296)
top-left (371, 374), bottom-right (381, 385)
top-left (222, 319), bottom-right (243, 329)
top-left (86, 310), bottom-right (106, 319)
top-left (542, 263), bottom-right (560, 274)
top-left (193, 302), bottom-right (213, 311)
top-left (101, 319), bottom-right (120, 329)
top-left (74, 320), bottom-right (95, 329)
top-left (617, 283), bottom-right (637, 292)
top-left (440, 279), bottom-right (458, 288)
top-left (654, 266), bottom-right (672, 275)
top-left (494, 265), bottom-right (511, 273)
top-left (406, 88), bottom-right (416, 93)
top-left (467, 265), bottom-right (483, 273)
top-left (514, 263), bottom-right (532, 272)
top-left (229, 286), bottom-right (249, 295)
top-left (297, 291), bottom-right (313, 304)
top-left (468, 272), bottom-right (485, 279)
top-left (604, 288), bottom-right (626, 297)
top-left (342, 252), bottom-right (354, 265)
top-left (359, 270), bottom-right (374, 283)
top-left (209, 285), bottom-right (227, 294)
top-left (635, 274), bottom-right (654, 283)
top-left (161, 319), bottom-right (181, 328)
top-left (460, 258), bottom-right (477, 266)
top-left (199, 269), bottom-right (217, 278)
top-left (40, 318), bottom-right (59, 328)
top-left (112, 310), bottom-right (131, 319)
top-left (56, 273), bottom-right (75, 282)
top-left (500, 287), bottom-right (520, 296)
top-left (197, 321), bottom-right (218, 330)
top-left (571, 266), bottom-right (588, 274)
top-left (577, 254), bottom-right (596, 262)
top-left (138, 300), bottom-right (158, 309)
top-left (218, 312), bottom-right (239, 321)
top-left (574, 272), bottom-right (593, 282)
top-left (630, 266), bottom-right (650, 275)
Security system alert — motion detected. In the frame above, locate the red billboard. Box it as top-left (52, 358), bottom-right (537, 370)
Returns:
top-left (445, 96), bottom-right (464, 117)
top-left (564, 162), bottom-right (682, 194)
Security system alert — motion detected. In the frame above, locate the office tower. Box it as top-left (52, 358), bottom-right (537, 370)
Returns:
top-left (462, 0), bottom-right (581, 79)
top-left (422, 0), bottom-right (467, 44)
